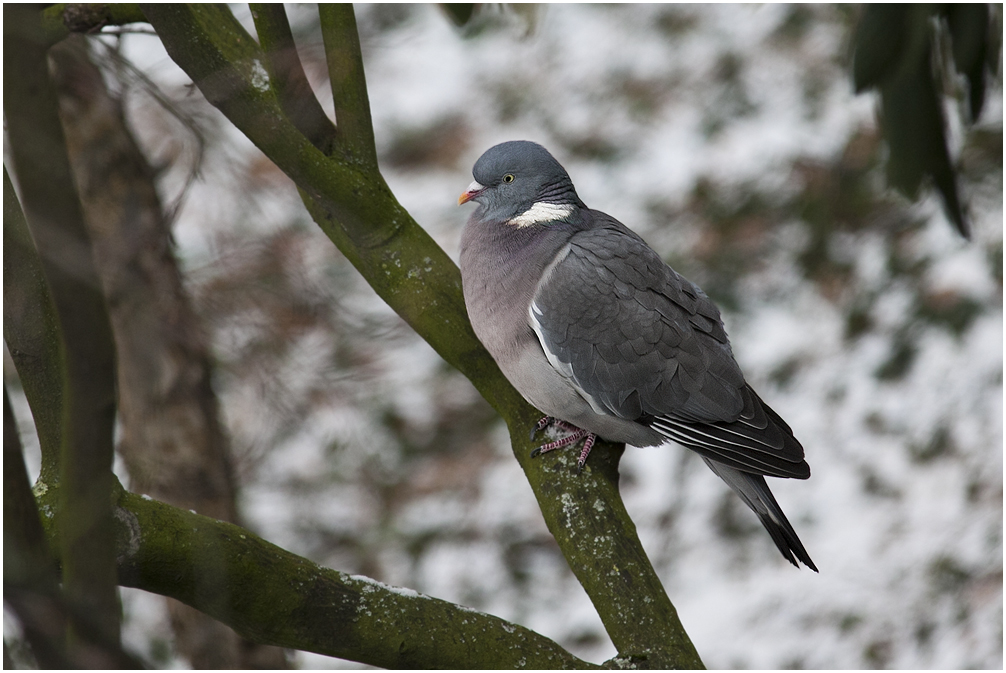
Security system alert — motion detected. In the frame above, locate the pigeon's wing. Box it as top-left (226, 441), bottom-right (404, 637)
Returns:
top-left (531, 222), bottom-right (742, 421)
top-left (530, 215), bottom-right (808, 479)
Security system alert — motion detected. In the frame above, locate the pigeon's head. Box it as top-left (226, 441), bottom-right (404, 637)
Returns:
top-left (458, 141), bottom-right (582, 224)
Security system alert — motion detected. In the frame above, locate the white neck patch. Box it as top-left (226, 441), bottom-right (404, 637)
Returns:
top-left (507, 202), bottom-right (574, 228)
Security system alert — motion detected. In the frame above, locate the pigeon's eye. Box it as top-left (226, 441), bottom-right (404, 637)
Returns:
top-left (502, 174), bottom-right (515, 183)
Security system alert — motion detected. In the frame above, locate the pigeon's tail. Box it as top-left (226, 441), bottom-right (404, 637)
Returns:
top-left (702, 458), bottom-right (818, 571)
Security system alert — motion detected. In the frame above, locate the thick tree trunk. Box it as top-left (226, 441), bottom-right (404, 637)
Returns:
top-left (49, 35), bottom-right (287, 669)
top-left (5, 5), bottom-right (121, 653)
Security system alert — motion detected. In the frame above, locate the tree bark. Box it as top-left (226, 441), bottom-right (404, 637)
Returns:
top-left (3, 167), bottom-right (65, 487)
top-left (4, 388), bottom-right (143, 669)
top-left (4, 4), bottom-right (122, 652)
top-left (49, 34), bottom-right (287, 670)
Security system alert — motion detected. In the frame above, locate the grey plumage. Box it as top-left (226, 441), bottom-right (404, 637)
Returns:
top-left (459, 140), bottom-right (816, 571)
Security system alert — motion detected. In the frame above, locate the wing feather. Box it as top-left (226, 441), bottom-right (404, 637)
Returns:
top-left (530, 214), bottom-right (809, 479)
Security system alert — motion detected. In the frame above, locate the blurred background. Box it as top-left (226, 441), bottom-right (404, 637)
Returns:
top-left (5, 4), bottom-right (1002, 669)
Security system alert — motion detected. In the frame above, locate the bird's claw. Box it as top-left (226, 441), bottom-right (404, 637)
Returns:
top-left (530, 416), bottom-right (554, 440)
top-left (575, 432), bottom-right (597, 472)
top-left (529, 420), bottom-right (597, 472)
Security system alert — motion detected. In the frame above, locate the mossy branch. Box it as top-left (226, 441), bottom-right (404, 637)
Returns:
top-left (48, 485), bottom-right (592, 669)
top-left (5, 389), bottom-right (144, 668)
top-left (142, 4), bottom-right (703, 667)
top-left (140, 4), bottom-right (511, 411)
top-left (318, 4), bottom-right (379, 168)
top-left (4, 386), bottom-right (69, 667)
top-left (40, 4), bottom-right (146, 43)
top-left (250, 3), bottom-right (337, 153)
top-left (3, 169), bottom-right (65, 487)
top-left (5, 4), bottom-right (121, 646)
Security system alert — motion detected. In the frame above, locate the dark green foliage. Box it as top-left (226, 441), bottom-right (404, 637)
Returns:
top-left (838, 613), bottom-right (864, 633)
top-left (878, 41), bottom-right (963, 224)
top-left (440, 3), bottom-right (477, 27)
top-left (860, 468), bottom-right (902, 499)
top-left (772, 5), bottom-right (815, 44)
top-left (852, 4), bottom-right (1001, 239)
top-left (908, 425), bottom-right (954, 464)
top-left (916, 291), bottom-right (984, 336)
top-left (928, 555), bottom-right (973, 594)
top-left (851, 5), bottom-right (919, 91)
top-left (875, 333), bottom-right (917, 381)
top-left (702, 53), bottom-right (758, 140)
top-left (844, 301), bottom-right (874, 341)
top-left (769, 357), bottom-right (803, 390)
top-left (986, 240), bottom-right (1003, 285)
top-left (654, 7), bottom-right (699, 37)
top-left (863, 639), bottom-right (893, 668)
top-left (947, 4), bottom-right (991, 121)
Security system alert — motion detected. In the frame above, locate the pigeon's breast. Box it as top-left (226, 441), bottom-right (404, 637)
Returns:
top-left (459, 216), bottom-right (572, 362)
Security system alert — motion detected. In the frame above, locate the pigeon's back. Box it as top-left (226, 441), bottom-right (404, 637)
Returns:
top-left (533, 211), bottom-right (747, 424)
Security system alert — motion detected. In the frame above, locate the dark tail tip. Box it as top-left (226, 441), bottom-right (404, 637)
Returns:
top-left (758, 510), bottom-right (818, 572)
top-left (701, 458), bottom-right (818, 571)
top-left (750, 475), bottom-right (817, 571)
top-left (738, 471), bottom-right (817, 571)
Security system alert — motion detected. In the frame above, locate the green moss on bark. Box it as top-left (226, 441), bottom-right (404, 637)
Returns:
top-left (114, 490), bottom-right (593, 669)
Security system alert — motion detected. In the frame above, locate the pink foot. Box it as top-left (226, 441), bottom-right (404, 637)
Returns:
top-left (529, 418), bottom-right (597, 472)
top-left (575, 432), bottom-right (597, 473)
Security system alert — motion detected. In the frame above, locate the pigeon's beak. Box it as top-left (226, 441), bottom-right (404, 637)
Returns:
top-left (458, 180), bottom-right (485, 205)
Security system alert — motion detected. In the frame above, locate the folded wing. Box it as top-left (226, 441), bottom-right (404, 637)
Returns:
top-left (530, 215), bottom-right (809, 480)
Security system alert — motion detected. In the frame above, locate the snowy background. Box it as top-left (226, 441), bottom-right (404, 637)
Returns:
top-left (7, 4), bottom-right (1002, 669)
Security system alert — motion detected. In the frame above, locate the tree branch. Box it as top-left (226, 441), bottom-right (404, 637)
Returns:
top-left (140, 4), bottom-right (507, 408)
top-left (40, 4), bottom-right (146, 43)
top-left (318, 4), bottom-right (379, 168)
top-left (4, 386), bottom-right (70, 668)
top-left (3, 169), bottom-right (65, 487)
top-left (4, 4), bottom-right (121, 648)
top-left (5, 388), bottom-right (144, 669)
top-left (28, 482), bottom-right (593, 669)
top-left (250, 3), bottom-right (337, 154)
top-left (142, 4), bottom-right (703, 667)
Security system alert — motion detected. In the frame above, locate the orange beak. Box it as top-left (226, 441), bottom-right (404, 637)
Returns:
top-left (458, 180), bottom-right (485, 205)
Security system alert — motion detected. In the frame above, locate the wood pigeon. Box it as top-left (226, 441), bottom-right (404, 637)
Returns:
top-left (458, 140), bottom-right (816, 571)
